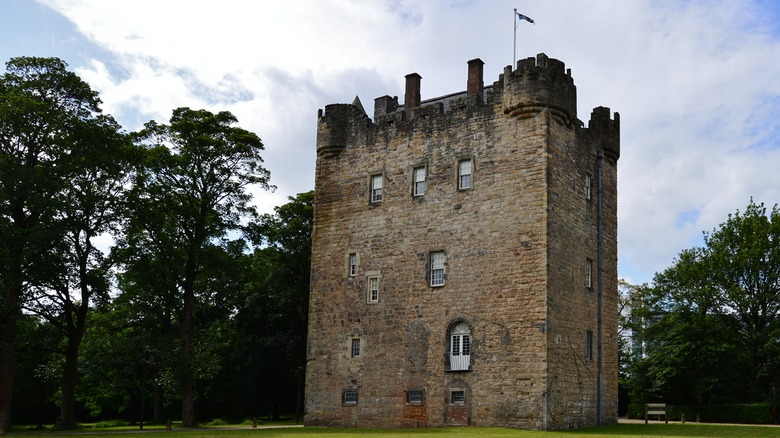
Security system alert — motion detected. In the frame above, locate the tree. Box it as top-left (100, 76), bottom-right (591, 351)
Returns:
top-left (0, 57), bottom-right (124, 433)
top-left (129, 108), bottom-right (273, 426)
top-left (635, 200), bottom-right (780, 406)
top-left (233, 191), bottom-right (313, 419)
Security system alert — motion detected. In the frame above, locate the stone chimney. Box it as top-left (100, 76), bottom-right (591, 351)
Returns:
top-left (404, 73), bottom-right (422, 111)
top-left (467, 58), bottom-right (484, 97)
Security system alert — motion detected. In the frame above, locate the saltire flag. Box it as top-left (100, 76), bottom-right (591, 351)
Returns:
top-left (516, 12), bottom-right (535, 24)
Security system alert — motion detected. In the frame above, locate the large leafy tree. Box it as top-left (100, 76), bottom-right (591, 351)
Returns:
top-left (635, 200), bottom-right (780, 405)
top-left (128, 108), bottom-right (272, 426)
top-left (233, 191), bottom-right (313, 419)
top-left (0, 57), bottom-right (125, 433)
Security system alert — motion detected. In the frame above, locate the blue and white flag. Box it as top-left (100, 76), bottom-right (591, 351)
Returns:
top-left (516, 12), bottom-right (535, 24)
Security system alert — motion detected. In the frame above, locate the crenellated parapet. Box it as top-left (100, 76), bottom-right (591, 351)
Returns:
top-left (585, 106), bottom-right (620, 163)
top-left (316, 98), bottom-right (371, 158)
top-left (501, 53), bottom-right (577, 127)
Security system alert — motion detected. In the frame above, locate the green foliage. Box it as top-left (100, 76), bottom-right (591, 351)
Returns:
top-left (623, 200), bottom-right (780, 410)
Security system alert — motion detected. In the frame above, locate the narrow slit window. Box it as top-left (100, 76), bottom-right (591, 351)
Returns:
top-left (586, 330), bottom-right (594, 361)
top-left (586, 258), bottom-right (593, 289)
top-left (585, 175), bottom-right (592, 201)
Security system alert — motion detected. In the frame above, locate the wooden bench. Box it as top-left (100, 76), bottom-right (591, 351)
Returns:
top-left (645, 403), bottom-right (668, 424)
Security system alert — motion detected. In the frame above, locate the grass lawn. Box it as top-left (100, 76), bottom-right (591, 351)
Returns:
top-left (6, 422), bottom-right (780, 437)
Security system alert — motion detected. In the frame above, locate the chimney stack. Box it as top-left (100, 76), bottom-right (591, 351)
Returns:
top-left (404, 73), bottom-right (422, 112)
top-left (467, 58), bottom-right (484, 97)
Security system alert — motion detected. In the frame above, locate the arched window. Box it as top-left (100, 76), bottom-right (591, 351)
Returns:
top-left (448, 321), bottom-right (471, 371)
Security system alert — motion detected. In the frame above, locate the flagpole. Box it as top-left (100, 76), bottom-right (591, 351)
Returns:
top-left (513, 8), bottom-right (517, 69)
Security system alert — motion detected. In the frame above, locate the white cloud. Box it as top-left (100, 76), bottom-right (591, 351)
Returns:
top-left (24, 0), bottom-right (780, 283)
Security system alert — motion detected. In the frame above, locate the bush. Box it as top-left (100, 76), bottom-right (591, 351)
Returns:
top-left (94, 419), bottom-right (128, 428)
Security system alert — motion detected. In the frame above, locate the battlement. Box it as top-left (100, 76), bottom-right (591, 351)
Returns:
top-left (316, 54), bottom-right (596, 157)
top-left (586, 106), bottom-right (621, 163)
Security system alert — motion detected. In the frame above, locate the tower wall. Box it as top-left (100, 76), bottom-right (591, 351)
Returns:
top-left (306, 54), bottom-right (619, 430)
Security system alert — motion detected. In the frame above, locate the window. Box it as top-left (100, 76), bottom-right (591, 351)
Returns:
top-left (351, 338), bottom-right (361, 358)
top-left (586, 330), bottom-right (594, 361)
top-left (449, 321), bottom-right (471, 371)
top-left (406, 389), bottom-right (423, 405)
top-left (430, 252), bottom-right (446, 287)
top-left (413, 166), bottom-right (426, 196)
top-left (348, 253), bottom-right (357, 277)
top-left (367, 276), bottom-right (379, 303)
top-left (586, 258), bottom-right (593, 288)
top-left (343, 389), bottom-right (358, 405)
top-left (585, 174), bottom-right (592, 201)
top-left (370, 174), bottom-right (383, 203)
top-left (458, 159), bottom-right (472, 190)
top-left (451, 390), bottom-right (465, 405)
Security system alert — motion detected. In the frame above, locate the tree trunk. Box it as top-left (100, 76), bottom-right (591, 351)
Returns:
top-left (59, 332), bottom-right (82, 428)
top-left (0, 317), bottom-right (16, 437)
top-left (180, 257), bottom-right (196, 427)
top-left (153, 384), bottom-right (164, 424)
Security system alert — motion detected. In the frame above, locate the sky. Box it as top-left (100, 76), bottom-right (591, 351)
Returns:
top-left (2, 0), bottom-right (780, 284)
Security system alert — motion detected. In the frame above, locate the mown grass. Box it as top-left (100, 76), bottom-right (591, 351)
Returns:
top-left (6, 422), bottom-right (780, 437)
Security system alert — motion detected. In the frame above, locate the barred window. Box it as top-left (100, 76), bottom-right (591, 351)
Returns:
top-left (451, 390), bottom-right (465, 405)
top-left (406, 389), bottom-right (423, 405)
top-left (586, 330), bottom-right (594, 361)
top-left (430, 251), bottom-right (446, 287)
top-left (343, 389), bottom-right (358, 405)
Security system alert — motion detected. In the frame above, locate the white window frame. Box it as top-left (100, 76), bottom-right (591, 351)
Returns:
top-left (370, 174), bottom-right (383, 203)
top-left (586, 258), bottom-right (593, 289)
top-left (413, 166), bottom-right (426, 196)
top-left (343, 389), bottom-right (358, 405)
top-left (458, 159), bottom-right (472, 190)
top-left (367, 276), bottom-right (379, 303)
top-left (585, 174), bottom-right (592, 201)
top-left (430, 251), bottom-right (446, 287)
top-left (351, 338), bottom-right (361, 358)
top-left (449, 321), bottom-right (471, 371)
top-left (406, 389), bottom-right (423, 405)
top-left (348, 253), bottom-right (357, 277)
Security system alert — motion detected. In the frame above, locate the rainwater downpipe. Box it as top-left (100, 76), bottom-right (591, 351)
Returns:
top-left (596, 152), bottom-right (604, 425)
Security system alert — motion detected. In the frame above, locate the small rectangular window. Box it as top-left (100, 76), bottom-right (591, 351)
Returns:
top-left (348, 253), bottom-right (357, 277)
top-left (430, 251), bottom-right (446, 287)
top-left (458, 159), bottom-right (472, 190)
top-left (367, 276), bottom-right (379, 303)
top-left (451, 390), bottom-right (465, 405)
top-left (413, 166), bottom-right (426, 196)
top-left (351, 338), bottom-right (361, 358)
top-left (343, 389), bottom-right (358, 405)
top-left (586, 258), bottom-right (593, 288)
top-left (406, 390), bottom-right (423, 405)
top-left (370, 174), bottom-right (383, 203)
top-left (586, 330), bottom-right (594, 361)
top-left (585, 175), bottom-right (592, 201)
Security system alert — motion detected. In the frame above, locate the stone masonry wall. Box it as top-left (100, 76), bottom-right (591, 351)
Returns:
top-left (306, 54), bottom-right (619, 430)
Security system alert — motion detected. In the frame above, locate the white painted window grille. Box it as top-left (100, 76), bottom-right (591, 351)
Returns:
top-left (449, 322), bottom-right (471, 371)
top-left (451, 390), bottom-right (466, 405)
top-left (586, 258), bottom-right (593, 288)
top-left (586, 330), bottom-right (594, 361)
top-left (351, 338), bottom-right (361, 358)
top-left (406, 390), bottom-right (423, 404)
top-left (458, 159), bottom-right (472, 190)
top-left (413, 166), bottom-right (426, 196)
top-left (370, 174), bottom-right (383, 203)
top-left (585, 175), bottom-right (592, 200)
top-left (367, 276), bottom-right (379, 303)
top-left (348, 253), bottom-right (357, 276)
top-left (430, 252), bottom-right (446, 287)
top-left (343, 389), bottom-right (358, 405)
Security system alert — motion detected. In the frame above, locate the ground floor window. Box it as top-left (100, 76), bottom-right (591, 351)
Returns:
top-left (343, 389), bottom-right (358, 405)
top-left (451, 390), bottom-right (465, 405)
top-left (406, 389), bottom-right (423, 405)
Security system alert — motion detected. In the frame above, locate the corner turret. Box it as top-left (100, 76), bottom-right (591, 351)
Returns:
top-left (502, 53), bottom-right (577, 127)
top-left (316, 98), bottom-right (371, 158)
top-left (588, 106), bottom-right (620, 163)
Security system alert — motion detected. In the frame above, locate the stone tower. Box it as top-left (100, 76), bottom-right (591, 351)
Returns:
top-left (305, 53), bottom-right (620, 430)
